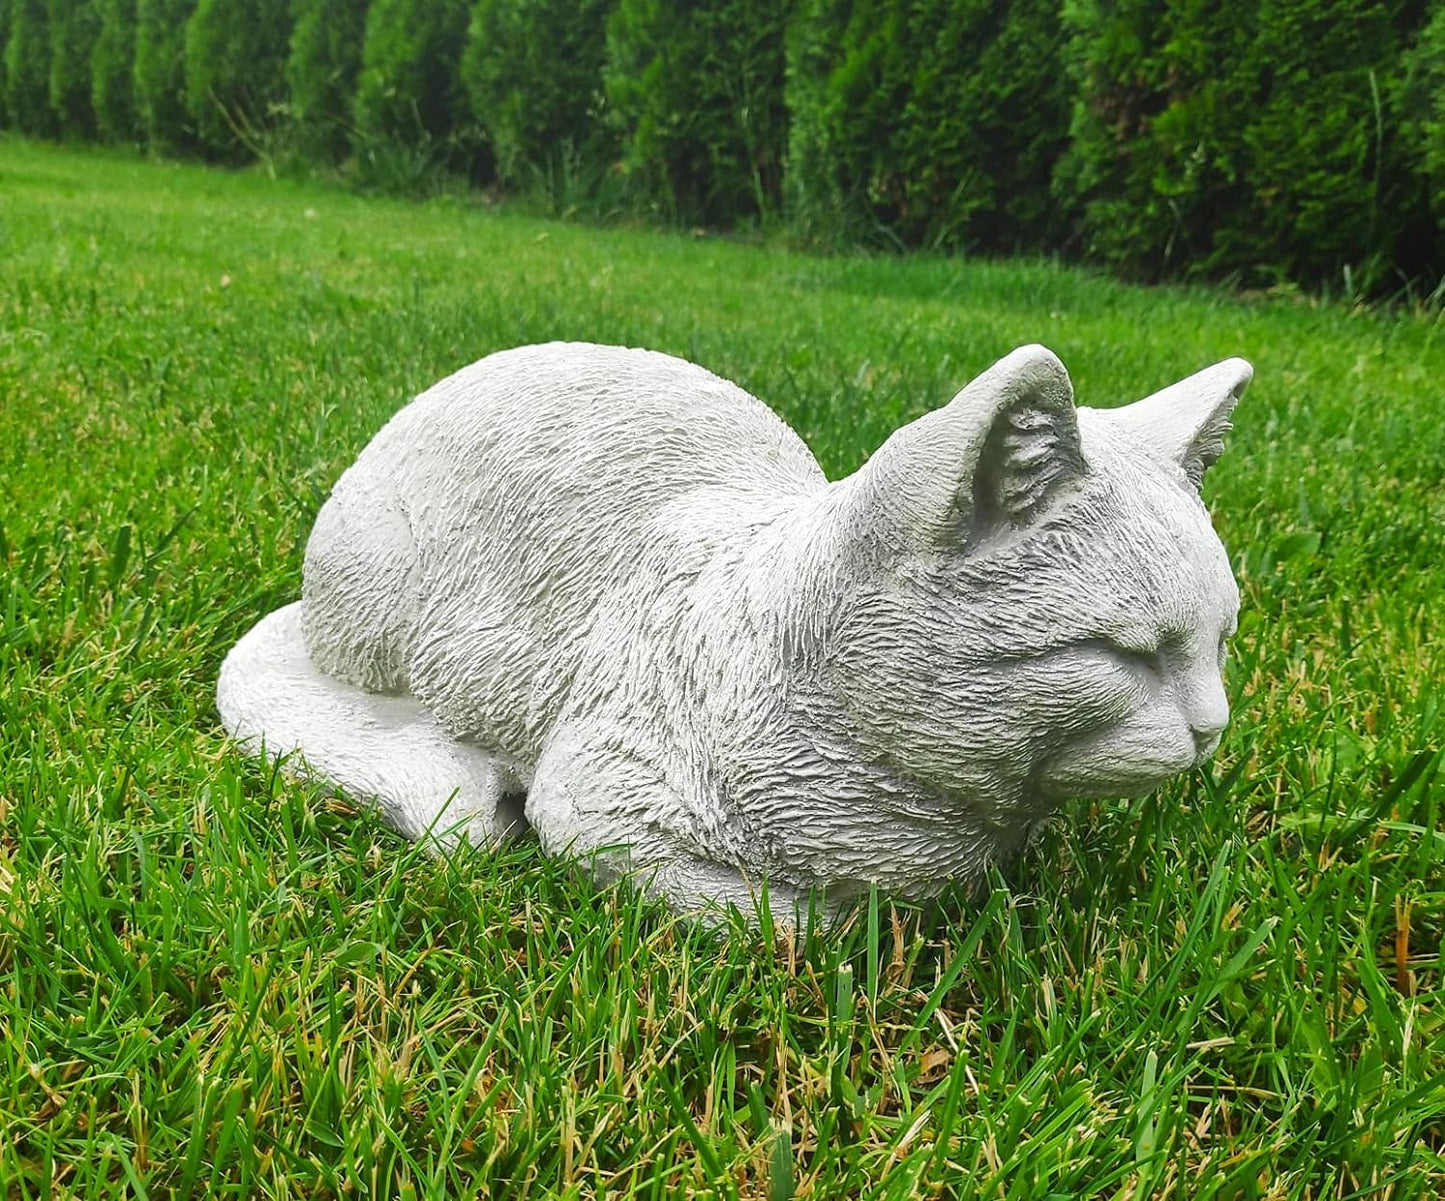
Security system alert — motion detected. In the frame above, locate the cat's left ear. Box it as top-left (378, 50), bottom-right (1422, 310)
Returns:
top-left (1107, 359), bottom-right (1252, 488)
top-left (841, 344), bottom-right (1085, 551)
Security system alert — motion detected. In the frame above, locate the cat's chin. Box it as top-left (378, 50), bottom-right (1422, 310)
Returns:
top-left (1035, 715), bottom-right (1221, 800)
top-left (1036, 755), bottom-right (1198, 801)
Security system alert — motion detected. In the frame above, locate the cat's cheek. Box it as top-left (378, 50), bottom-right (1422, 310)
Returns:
top-left (1011, 658), bottom-right (1145, 736)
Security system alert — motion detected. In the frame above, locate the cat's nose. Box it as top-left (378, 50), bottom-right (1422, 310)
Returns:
top-left (1184, 675), bottom-right (1229, 755)
top-left (1189, 703), bottom-right (1228, 759)
top-left (1191, 726), bottom-right (1223, 759)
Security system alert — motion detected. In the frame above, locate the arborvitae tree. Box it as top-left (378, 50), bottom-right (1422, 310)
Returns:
top-left (785, 0), bottom-right (1070, 252)
top-left (784, 0), bottom-right (912, 241)
top-left (1051, 0), bottom-right (1241, 279)
top-left (0, 0), bottom-right (11, 127)
top-left (133, 0), bottom-right (195, 151)
top-left (286, 0), bottom-right (368, 162)
top-left (48, 0), bottom-right (99, 136)
top-left (90, 0), bottom-right (138, 141)
top-left (182, 0), bottom-right (291, 158)
top-left (1400, 1), bottom-right (1445, 222)
top-left (461, 0), bottom-right (615, 188)
top-left (352, 0), bottom-right (475, 174)
top-left (5, 0), bottom-right (55, 135)
top-left (898, 0), bottom-right (1072, 250)
top-left (1234, 0), bottom-right (1428, 287)
top-left (606, 0), bottom-right (794, 224)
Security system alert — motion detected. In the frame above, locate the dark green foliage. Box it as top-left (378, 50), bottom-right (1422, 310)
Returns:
top-left (787, 0), bottom-right (1071, 251)
top-left (90, 0), bottom-right (137, 141)
top-left (47, 0), bottom-right (98, 136)
top-left (605, 0), bottom-right (794, 224)
top-left (1056, 0), bottom-right (1438, 288)
top-left (1051, 0), bottom-right (1248, 281)
top-left (132, 0), bottom-right (195, 152)
top-left (784, 0), bottom-right (897, 242)
top-left (352, 0), bottom-right (476, 179)
top-left (1398, 0), bottom-right (1445, 249)
top-left (902, 0), bottom-right (1073, 250)
top-left (1235, 0), bottom-right (1411, 286)
top-left (182, 0), bottom-right (291, 159)
top-left (286, 0), bottom-right (368, 163)
top-left (461, 0), bottom-right (615, 190)
top-left (0, 0), bottom-right (11, 127)
top-left (5, 0), bottom-right (54, 135)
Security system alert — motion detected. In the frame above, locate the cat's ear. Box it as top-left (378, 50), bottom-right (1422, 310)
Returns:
top-left (844, 344), bottom-right (1084, 549)
top-left (1108, 359), bottom-right (1252, 488)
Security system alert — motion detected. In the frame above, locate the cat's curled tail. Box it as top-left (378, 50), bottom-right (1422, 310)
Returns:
top-left (217, 601), bottom-right (529, 848)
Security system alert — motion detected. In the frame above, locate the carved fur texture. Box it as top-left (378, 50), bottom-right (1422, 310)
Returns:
top-left (217, 342), bottom-right (1251, 921)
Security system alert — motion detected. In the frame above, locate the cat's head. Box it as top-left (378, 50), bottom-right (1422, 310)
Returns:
top-left (822, 344), bottom-right (1249, 815)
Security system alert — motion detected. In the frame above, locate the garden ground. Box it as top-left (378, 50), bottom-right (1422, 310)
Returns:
top-left (0, 138), bottom-right (1441, 1198)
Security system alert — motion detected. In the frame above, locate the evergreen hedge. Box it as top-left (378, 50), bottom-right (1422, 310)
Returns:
top-left (605, 0), bottom-right (794, 223)
top-left (0, 0), bottom-right (11, 128)
top-left (352, 0), bottom-right (474, 179)
top-left (1397, 0), bottom-right (1445, 265)
top-left (6, 0), bottom-right (1445, 293)
top-left (47, 0), bottom-right (98, 137)
top-left (1055, 0), bottom-right (1436, 289)
top-left (5, 0), bottom-right (53, 136)
top-left (785, 0), bottom-right (1069, 251)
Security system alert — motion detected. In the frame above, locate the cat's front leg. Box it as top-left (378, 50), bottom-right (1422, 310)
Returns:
top-left (643, 857), bottom-right (839, 930)
top-left (525, 720), bottom-right (678, 885)
top-left (527, 721), bottom-right (834, 927)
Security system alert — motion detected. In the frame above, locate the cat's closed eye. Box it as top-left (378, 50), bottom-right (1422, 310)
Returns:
top-left (1103, 640), bottom-right (1164, 679)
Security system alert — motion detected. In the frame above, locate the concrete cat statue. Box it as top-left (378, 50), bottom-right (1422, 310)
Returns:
top-left (218, 342), bottom-right (1250, 920)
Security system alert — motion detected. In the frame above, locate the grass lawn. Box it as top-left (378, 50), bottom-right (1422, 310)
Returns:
top-left (0, 137), bottom-right (1441, 1199)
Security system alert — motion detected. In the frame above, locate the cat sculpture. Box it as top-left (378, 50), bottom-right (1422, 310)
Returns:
top-left (218, 341), bottom-right (1250, 920)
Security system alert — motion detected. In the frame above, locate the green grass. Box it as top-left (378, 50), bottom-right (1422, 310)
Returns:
top-left (0, 136), bottom-right (1441, 1199)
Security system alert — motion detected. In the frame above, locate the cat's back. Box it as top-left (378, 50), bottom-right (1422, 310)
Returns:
top-left (361, 343), bottom-right (827, 566)
top-left (304, 342), bottom-right (826, 753)
top-left (377, 342), bottom-right (822, 500)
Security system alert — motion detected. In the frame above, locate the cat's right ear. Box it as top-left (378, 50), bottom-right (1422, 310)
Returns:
top-left (841, 344), bottom-right (1085, 552)
top-left (1107, 358), bottom-right (1252, 488)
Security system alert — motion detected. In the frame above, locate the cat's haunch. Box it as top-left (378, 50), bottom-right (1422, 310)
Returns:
top-left (218, 342), bottom-right (1250, 922)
